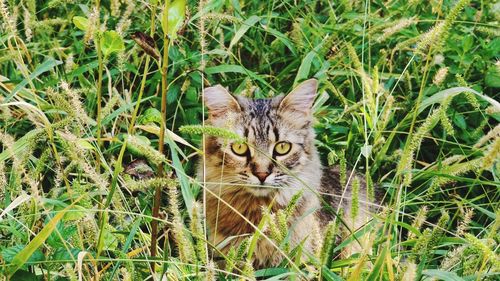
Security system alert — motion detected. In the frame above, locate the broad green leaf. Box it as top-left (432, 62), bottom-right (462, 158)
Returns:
top-left (46, 222), bottom-right (77, 248)
top-left (11, 270), bottom-right (41, 280)
top-left (72, 16), bottom-right (88, 31)
top-left (254, 267), bottom-right (288, 278)
top-left (423, 269), bottom-right (465, 281)
top-left (103, 226), bottom-right (119, 251)
top-left (485, 66), bottom-right (500, 88)
top-left (452, 114), bottom-right (467, 129)
top-left (162, 0), bottom-right (186, 40)
top-left (7, 205), bottom-right (74, 276)
top-left (260, 272), bottom-right (296, 280)
top-left (229, 15), bottom-right (260, 49)
top-left (62, 205), bottom-right (87, 221)
top-left (1, 245), bottom-right (44, 265)
top-left (462, 35), bottom-right (473, 52)
top-left (100, 31), bottom-right (125, 57)
top-left (138, 108), bottom-right (162, 125)
top-left (51, 248), bottom-right (81, 262)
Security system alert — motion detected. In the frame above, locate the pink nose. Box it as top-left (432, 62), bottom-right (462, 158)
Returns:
top-left (254, 172), bottom-right (270, 183)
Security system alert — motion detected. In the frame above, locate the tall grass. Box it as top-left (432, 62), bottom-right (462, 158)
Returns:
top-left (0, 0), bottom-right (499, 280)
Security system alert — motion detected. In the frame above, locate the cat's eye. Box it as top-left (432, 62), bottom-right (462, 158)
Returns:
top-left (231, 143), bottom-right (248, 156)
top-left (274, 142), bottom-right (291, 155)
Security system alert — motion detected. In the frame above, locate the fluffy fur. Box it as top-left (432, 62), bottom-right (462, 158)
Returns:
top-left (198, 79), bottom-right (376, 267)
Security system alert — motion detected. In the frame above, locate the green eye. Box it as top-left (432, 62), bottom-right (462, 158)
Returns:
top-left (231, 143), bottom-right (248, 156)
top-left (274, 142), bottom-right (291, 155)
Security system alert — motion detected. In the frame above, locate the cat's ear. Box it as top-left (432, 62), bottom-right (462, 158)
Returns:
top-left (203, 85), bottom-right (241, 118)
top-left (279, 79), bottom-right (318, 116)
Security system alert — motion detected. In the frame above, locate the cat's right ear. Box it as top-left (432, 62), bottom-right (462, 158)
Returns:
top-left (203, 85), bottom-right (241, 118)
top-left (279, 79), bottom-right (318, 117)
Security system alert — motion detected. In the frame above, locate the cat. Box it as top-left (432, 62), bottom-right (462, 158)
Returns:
top-left (198, 79), bottom-right (378, 268)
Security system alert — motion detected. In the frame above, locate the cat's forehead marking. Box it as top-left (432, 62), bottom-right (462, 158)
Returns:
top-left (232, 96), bottom-right (309, 149)
top-left (242, 99), bottom-right (277, 145)
top-left (245, 99), bottom-right (274, 118)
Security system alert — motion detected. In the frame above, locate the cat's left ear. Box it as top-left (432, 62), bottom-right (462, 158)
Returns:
top-left (203, 85), bottom-right (241, 119)
top-left (279, 79), bottom-right (318, 116)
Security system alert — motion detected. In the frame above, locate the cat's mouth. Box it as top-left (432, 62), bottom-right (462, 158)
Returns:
top-left (245, 184), bottom-right (277, 197)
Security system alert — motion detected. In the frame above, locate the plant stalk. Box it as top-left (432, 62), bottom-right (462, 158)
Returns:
top-left (151, 10), bottom-right (170, 272)
top-left (95, 0), bottom-right (103, 171)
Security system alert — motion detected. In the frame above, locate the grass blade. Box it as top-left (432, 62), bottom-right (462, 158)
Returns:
top-left (6, 202), bottom-right (78, 277)
top-left (3, 58), bottom-right (62, 103)
top-left (229, 15), bottom-right (261, 49)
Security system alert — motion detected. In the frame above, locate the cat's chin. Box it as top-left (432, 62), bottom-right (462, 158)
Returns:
top-left (244, 186), bottom-right (275, 197)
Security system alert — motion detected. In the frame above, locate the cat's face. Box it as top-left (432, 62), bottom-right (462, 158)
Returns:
top-left (202, 79), bottom-right (319, 197)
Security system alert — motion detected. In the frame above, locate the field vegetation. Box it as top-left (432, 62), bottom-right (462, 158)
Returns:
top-left (0, 0), bottom-right (499, 280)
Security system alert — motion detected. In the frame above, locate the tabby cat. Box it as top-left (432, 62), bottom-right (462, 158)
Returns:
top-left (199, 79), bottom-right (377, 267)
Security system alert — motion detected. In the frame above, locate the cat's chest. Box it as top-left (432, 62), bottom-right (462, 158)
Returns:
top-left (206, 190), bottom-right (277, 237)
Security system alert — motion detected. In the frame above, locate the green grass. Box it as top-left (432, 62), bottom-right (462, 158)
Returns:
top-left (0, 0), bottom-right (499, 280)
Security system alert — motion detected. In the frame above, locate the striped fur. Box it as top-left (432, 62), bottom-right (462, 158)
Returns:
top-left (198, 79), bottom-right (376, 267)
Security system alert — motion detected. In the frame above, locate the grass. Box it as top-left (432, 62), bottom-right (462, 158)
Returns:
top-left (0, 0), bottom-right (499, 280)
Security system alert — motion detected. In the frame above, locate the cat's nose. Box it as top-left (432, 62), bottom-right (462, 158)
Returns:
top-left (254, 172), bottom-right (270, 183)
